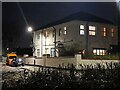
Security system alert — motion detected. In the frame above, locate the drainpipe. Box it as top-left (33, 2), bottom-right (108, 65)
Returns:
top-left (86, 22), bottom-right (89, 54)
top-left (52, 26), bottom-right (57, 57)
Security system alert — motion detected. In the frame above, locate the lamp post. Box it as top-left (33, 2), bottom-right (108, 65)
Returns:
top-left (27, 26), bottom-right (35, 54)
top-left (27, 26), bottom-right (36, 71)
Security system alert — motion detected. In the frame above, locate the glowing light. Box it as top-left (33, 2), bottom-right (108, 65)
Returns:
top-left (28, 27), bottom-right (33, 32)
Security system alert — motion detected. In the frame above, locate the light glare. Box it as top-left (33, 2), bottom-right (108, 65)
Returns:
top-left (28, 27), bottom-right (33, 32)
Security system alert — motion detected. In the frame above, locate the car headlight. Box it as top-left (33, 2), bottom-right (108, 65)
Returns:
top-left (18, 58), bottom-right (22, 62)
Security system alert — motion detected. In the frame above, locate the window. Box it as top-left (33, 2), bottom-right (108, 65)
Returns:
top-left (53, 30), bottom-right (55, 37)
top-left (111, 28), bottom-right (114, 37)
top-left (89, 26), bottom-right (96, 36)
top-left (93, 48), bottom-right (106, 55)
top-left (37, 49), bottom-right (40, 57)
top-left (103, 27), bottom-right (107, 36)
top-left (64, 26), bottom-right (67, 35)
top-left (59, 28), bottom-right (62, 36)
top-left (80, 25), bottom-right (85, 35)
top-left (101, 27), bottom-right (107, 37)
top-left (36, 33), bottom-right (40, 40)
top-left (44, 31), bottom-right (49, 37)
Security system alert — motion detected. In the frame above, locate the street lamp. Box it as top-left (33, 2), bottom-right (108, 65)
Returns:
top-left (27, 26), bottom-right (36, 70)
top-left (28, 26), bottom-right (33, 32)
top-left (27, 26), bottom-right (34, 52)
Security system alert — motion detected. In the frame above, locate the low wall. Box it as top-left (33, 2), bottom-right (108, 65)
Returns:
top-left (25, 54), bottom-right (120, 69)
top-left (25, 57), bottom-right (75, 68)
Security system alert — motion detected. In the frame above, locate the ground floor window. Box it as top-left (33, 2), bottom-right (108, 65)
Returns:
top-left (37, 49), bottom-right (40, 57)
top-left (51, 48), bottom-right (55, 57)
top-left (93, 48), bottom-right (106, 55)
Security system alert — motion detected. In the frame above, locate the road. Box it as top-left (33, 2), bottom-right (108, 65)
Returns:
top-left (2, 63), bottom-right (39, 73)
top-left (1, 56), bottom-right (39, 73)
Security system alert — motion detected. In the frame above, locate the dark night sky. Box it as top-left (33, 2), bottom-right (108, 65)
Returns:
top-left (2, 2), bottom-right (119, 48)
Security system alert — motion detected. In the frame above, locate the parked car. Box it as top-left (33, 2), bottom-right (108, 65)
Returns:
top-left (6, 53), bottom-right (24, 66)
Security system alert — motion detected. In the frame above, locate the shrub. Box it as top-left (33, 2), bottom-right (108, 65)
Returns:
top-left (83, 53), bottom-right (120, 60)
top-left (2, 63), bottom-right (120, 90)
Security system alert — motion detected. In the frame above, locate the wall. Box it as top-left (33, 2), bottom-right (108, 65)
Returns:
top-left (25, 56), bottom-right (75, 68)
top-left (25, 54), bottom-right (120, 69)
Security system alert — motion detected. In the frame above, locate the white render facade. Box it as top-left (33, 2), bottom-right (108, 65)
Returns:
top-left (33, 20), bottom-right (118, 57)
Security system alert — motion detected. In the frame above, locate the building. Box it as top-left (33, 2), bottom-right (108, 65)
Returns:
top-left (33, 12), bottom-right (118, 57)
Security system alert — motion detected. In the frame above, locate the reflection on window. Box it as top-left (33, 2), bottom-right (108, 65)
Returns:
top-left (80, 25), bottom-right (85, 35)
top-left (89, 26), bottom-right (96, 36)
top-left (93, 48), bottom-right (106, 55)
top-left (64, 26), bottom-right (67, 35)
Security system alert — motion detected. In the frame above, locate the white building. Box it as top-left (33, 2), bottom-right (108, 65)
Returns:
top-left (33, 12), bottom-right (118, 57)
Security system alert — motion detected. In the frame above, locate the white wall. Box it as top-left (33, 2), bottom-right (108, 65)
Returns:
top-left (25, 54), bottom-right (120, 69)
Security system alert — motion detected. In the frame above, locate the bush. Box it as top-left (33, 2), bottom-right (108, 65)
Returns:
top-left (83, 54), bottom-right (120, 60)
top-left (2, 63), bottom-right (120, 90)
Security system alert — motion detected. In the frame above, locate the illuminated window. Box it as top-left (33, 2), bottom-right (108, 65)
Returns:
top-left (111, 28), bottom-right (114, 37)
top-left (89, 26), bottom-right (96, 36)
top-left (103, 27), bottom-right (107, 36)
top-left (80, 25), bottom-right (85, 35)
top-left (80, 25), bottom-right (84, 29)
top-left (93, 48), bottom-right (106, 55)
top-left (64, 26), bottom-right (67, 35)
top-left (46, 32), bottom-right (49, 37)
top-left (43, 31), bottom-right (49, 37)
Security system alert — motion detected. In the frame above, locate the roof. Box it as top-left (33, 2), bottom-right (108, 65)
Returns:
top-left (35, 11), bottom-right (114, 31)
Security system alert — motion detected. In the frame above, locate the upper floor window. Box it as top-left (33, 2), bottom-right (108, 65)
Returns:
top-left (111, 28), bottom-right (114, 37)
top-left (89, 25), bottom-right (96, 36)
top-left (59, 28), bottom-right (62, 36)
top-left (64, 26), bottom-right (67, 35)
top-left (102, 27), bottom-right (107, 37)
top-left (80, 25), bottom-right (85, 35)
top-left (36, 33), bottom-right (40, 40)
top-left (44, 31), bottom-right (49, 37)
